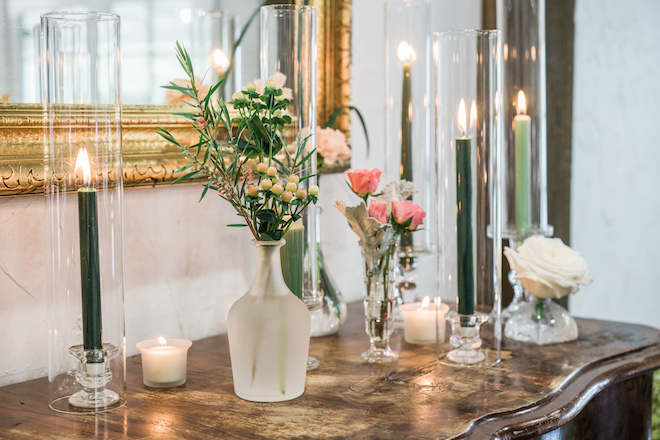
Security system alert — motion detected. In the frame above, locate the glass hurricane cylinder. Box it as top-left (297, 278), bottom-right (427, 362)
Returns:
top-left (42, 12), bottom-right (126, 413)
top-left (497, 0), bottom-right (553, 318)
top-left (260, 6), bottom-right (319, 322)
top-left (227, 241), bottom-right (311, 402)
top-left (497, 0), bottom-right (552, 240)
top-left (190, 10), bottom-right (240, 101)
top-left (384, 0), bottom-right (435, 305)
top-left (360, 239), bottom-right (399, 363)
top-left (435, 30), bottom-right (503, 366)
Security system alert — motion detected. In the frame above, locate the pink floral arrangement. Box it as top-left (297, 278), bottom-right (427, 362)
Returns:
top-left (316, 126), bottom-right (352, 166)
top-left (335, 168), bottom-right (426, 247)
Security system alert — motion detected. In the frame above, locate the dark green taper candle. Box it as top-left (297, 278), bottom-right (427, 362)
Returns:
top-left (76, 149), bottom-right (103, 351)
top-left (456, 100), bottom-right (474, 316)
top-left (399, 42), bottom-right (415, 251)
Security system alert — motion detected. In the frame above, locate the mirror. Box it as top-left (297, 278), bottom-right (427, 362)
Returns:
top-left (0, 0), bottom-right (351, 196)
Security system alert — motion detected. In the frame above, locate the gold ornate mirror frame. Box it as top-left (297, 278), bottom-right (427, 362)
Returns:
top-left (0, 0), bottom-right (351, 197)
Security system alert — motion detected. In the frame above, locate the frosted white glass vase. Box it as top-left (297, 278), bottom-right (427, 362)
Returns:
top-left (227, 240), bottom-right (311, 402)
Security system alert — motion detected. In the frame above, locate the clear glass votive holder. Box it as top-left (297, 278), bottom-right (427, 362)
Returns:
top-left (136, 338), bottom-right (193, 388)
top-left (42, 11), bottom-right (126, 413)
top-left (435, 30), bottom-right (503, 366)
top-left (401, 300), bottom-right (450, 345)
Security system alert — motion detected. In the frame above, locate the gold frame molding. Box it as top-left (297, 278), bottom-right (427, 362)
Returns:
top-left (0, 0), bottom-right (352, 197)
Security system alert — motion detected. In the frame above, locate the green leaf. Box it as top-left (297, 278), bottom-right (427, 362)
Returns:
top-left (326, 105), bottom-right (370, 155)
top-left (227, 224), bottom-right (247, 227)
top-left (171, 170), bottom-right (201, 185)
top-left (199, 181), bottom-right (212, 202)
top-left (257, 209), bottom-right (277, 224)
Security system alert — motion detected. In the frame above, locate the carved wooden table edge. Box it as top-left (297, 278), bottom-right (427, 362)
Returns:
top-left (459, 343), bottom-right (660, 439)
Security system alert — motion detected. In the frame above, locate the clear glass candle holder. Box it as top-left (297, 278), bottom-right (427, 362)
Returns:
top-left (435, 30), bottom-right (503, 366)
top-left (260, 4), bottom-right (319, 370)
top-left (190, 10), bottom-right (240, 101)
top-left (42, 12), bottom-right (126, 413)
top-left (384, 0), bottom-right (435, 306)
top-left (136, 338), bottom-right (193, 388)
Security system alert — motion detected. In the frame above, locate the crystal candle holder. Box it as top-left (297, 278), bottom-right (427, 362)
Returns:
top-left (435, 30), bottom-right (503, 366)
top-left (43, 11), bottom-right (126, 413)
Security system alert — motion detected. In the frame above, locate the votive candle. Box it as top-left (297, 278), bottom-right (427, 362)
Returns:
top-left (136, 337), bottom-right (193, 388)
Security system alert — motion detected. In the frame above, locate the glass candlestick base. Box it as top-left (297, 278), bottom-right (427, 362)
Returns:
top-left (445, 311), bottom-right (489, 365)
top-left (505, 298), bottom-right (578, 345)
top-left (67, 344), bottom-right (120, 409)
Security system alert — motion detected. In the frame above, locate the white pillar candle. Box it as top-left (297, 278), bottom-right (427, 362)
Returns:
top-left (400, 298), bottom-right (450, 345)
top-left (136, 337), bottom-right (192, 388)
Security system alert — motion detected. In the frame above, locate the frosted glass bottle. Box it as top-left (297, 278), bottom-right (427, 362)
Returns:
top-left (227, 240), bottom-right (311, 402)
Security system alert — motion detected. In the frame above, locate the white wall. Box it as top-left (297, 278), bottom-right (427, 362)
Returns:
top-left (0, 0), bottom-right (483, 387)
top-left (569, 0), bottom-right (660, 329)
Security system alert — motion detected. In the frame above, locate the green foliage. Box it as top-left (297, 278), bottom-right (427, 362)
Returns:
top-left (157, 43), bottom-right (318, 241)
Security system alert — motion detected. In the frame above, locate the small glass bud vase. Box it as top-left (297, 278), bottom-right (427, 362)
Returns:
top-left (435, 30), bottom-right (503, 366)
top-left (360, 239), bottom-right (399, 363)
top-left (42, 12), bottom-right (126, 413)
top-left (504, 297), bottom-right (578, 345)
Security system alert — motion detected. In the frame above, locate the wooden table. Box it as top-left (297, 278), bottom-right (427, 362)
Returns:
top-left (1, 302), bottom-right (659, 439)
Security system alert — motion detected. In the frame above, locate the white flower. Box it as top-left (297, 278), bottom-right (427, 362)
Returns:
top-left (248, 72), bottom-right (293, 100)
top-left (316, 127), bottom-right (351, 165)
top-left (504, 236), bottom-right (593, 300)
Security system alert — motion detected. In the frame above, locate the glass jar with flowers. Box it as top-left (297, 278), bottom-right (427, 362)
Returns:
top-left (157, 43), bottom-right (319, 401)
top-left (336, 168), bottom-right (426, 362)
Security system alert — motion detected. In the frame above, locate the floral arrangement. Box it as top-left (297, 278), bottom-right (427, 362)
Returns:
top-left (163, 76), bottom-right (210, 106)
top-left (316, 126), bottom-right (352, 167)
top-left (157, 43), bottom-right (318, 241)
top-left (504, 235), bottom-right (592, 300)
top-left (335, 168), bottom-right (425, 248)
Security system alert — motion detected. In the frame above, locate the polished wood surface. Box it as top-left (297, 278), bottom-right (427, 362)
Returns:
top-left (1, 302), bottom-right (659, 439)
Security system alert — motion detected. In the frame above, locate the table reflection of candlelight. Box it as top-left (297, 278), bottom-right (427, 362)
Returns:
top-left (212, 48), bottom-right (230, 77)
top-left (136, 337), bottom-right (193, 388)
top-left (514, 90), bottom-right (532, 233)
top-left (400, 297), bottom-right (450, 344)
top-left (75, 148), bottom-right (103, 351)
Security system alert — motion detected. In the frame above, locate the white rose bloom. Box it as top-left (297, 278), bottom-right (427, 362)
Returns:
top-left (504, 236), bottom-right (592, 300)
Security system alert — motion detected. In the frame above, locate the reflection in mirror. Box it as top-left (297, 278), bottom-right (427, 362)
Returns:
top-left (0, 0), bottom-right (262, 105)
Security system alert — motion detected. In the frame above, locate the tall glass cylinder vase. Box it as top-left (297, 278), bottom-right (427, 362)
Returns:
top-left (497, 0), bottom-right (553, 317)
top-left (261, 4), bottom-right (319, 367)
top-left (190, 10), bottom-right (240, 101)
top-left (42, 12), bottom-right (126, 413)
top-left (435, 30), bottom-right (503, 366)
top-left (384, 0), bottom-right (435, 305)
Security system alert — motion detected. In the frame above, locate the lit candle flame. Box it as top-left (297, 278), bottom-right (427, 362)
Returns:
top-left (421, 296), bottom-right (430, 310)
top-left (458, 99), bottom-right (467, 134)
top-left (397, 41), bottom-right (417, 64)
top-left (470, 100), bottom-right (477, 130)
top-left (158, 337), bottom-right (167, 346)
top-left (75, 148), bottom-right (92, 188)
top-left (212, 48), bottom-right (230, 73)
top-left (517, 90), bottom-right (527, 115)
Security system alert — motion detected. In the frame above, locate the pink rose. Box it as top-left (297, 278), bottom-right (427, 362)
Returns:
top-left (316, 127), bottom-right (352, 165)
top-left (392, 200), bottom-right (426, 231)
top-left (345, 168), bottom-right (382, 197)
top-left (368, 200), bottom-right (388, 224)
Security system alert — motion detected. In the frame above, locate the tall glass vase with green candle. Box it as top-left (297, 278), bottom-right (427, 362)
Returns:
top-left (44, 12), bottom-right (125, 413)
top-left (436, 30), bottom-right (503, 367)
top-left (398, 41), bottom-right (415, 256)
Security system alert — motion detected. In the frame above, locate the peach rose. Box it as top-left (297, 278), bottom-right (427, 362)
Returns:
top-left (368, 200), bottom-right (388, 224)
top-left (345, 168), bottom-right (381, 197)
top-left (316, 127), bottom-right (351, 165)
top-left (392, 200), bottom-right (426, 231)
